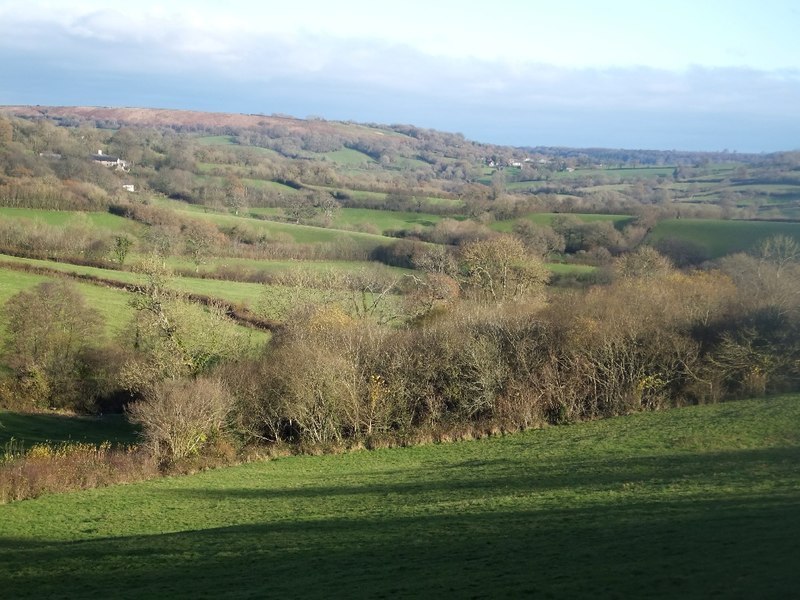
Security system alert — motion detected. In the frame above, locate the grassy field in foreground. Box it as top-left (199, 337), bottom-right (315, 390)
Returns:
top-left (1, 395), bottom-right (798, 598)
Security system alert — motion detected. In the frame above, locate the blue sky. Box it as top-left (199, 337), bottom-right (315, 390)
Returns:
top-left (1, 0), bottom-right (799, 151)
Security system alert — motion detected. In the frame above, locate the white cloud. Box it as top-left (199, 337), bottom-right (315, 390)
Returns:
top-left (4, 0), bottom-right (800, 70)
top-left (1, 1), bottom-right (799, 150)
top-left (2, 3), bottom-right (799, 111)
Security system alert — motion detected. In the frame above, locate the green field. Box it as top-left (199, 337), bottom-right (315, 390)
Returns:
top-left (0, 252), bottom-right (404, 327)
top-left (648, 218), bottom-right (800, 258)
top-left (332, 188), bottom-right (388, 202)
top-left (491, 212), bottom-right (636, 232)
top-left (242, 178), bottom-right (300, 194)
top-left (193, 172), bottom-right (301, 195)
top-left (10, 249), bottom-right (594, 301)
top-left (1, 396), bottom-right (797, 598)
top-left (0, 412), bottom-right (138, 448)
top-left (0, 265), bottom-right (53, 300)
top-left (162, 256), bottom-right (409, 278)
top-left (0, 254), bottom-right (142, 283)
top-left (545, 262), bottom-right (597, 275)
top-left (0, 267), bottom-right (133, 338)
top-left (152, 196), bottom-right (397, 247)
top-left (487, 166), bottom-right (681, 188)
top-left (321, 148), bottom-right (376, 166)
top-left (571, 166), bottom-right (677, 180)
top-left (0, 208), bottom-right (139, 231)
top-left (0, 254), bottom-right (262, 309)
top-left (723, 183), bottom-right (800, 198)
top-left (387, 155), bottom-right (430, 170)
top-left (332, 208), bottom-right (443, 232)
top-left (185, 210), bottom-right (398, 248)
top-left (0, 261), bottom-right (272, 353)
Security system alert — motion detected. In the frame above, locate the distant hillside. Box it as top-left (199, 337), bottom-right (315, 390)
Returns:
top-left (0, 105), bottom-right (771, 166)
top-left (0, 105), bottom-right (478, 159)
top-left (0, 105), bottom-right (376, 136)
top-left (1, 104), bottom-right (798, 226)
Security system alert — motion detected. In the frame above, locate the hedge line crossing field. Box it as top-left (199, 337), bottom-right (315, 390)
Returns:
top-left (1, 396), bottom-right (798, 598)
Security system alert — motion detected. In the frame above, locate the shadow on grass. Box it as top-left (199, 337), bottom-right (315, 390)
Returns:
top-left (0, 412), bottom-right (139, 447)
top-left (403, 217), bottom-right (437, 227)
top-left (1, 446), bottom-right (799, 598)
top-left (1, 494), bottom-right (798, 599)
top-left (169, 446), bottom-right (800, 502)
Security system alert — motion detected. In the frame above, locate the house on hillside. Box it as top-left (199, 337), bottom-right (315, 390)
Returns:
top-left (92, 150), bottom-right (129, 171)
top-left (122, 184), bottom-right (135, 192)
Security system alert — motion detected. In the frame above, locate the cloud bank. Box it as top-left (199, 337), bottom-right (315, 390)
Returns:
top-left (1, 3), bottom-right (799, 151)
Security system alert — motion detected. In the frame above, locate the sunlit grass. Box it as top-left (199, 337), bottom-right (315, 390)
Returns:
top-left (0, 207), bottom-right (139, 231)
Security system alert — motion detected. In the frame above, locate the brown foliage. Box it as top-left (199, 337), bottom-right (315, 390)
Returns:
top-left (127, 377), bottom-right (235, 461)
top-left (461, 235), bottom-right (550, 303)
top-left (0, 442), bottom-right (156, 504)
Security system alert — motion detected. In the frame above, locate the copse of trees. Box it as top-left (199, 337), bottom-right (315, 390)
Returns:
top-left (0, 281), bottom-right (105, 411)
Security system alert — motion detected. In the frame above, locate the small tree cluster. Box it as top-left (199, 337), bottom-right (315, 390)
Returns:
top-left (1, 281), bottom-right (103, 410)
top-left (127, 377), bottom-right (234, 461)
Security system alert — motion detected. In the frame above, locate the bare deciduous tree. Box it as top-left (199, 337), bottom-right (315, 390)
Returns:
top-left (461, 235), bottom-right (550, 303)
top-left (127, 377), bottom-right (234, 461)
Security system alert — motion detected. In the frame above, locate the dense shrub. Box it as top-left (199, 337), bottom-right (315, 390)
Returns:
top-left (224, 250), bottom-right (800, 447)
top-left (126, 377), bottom-right (235, 462)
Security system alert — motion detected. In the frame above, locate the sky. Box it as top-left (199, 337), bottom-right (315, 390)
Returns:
top-left (1, 0), bottom-right (799, 152)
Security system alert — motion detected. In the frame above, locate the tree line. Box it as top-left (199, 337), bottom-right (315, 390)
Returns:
top-left (2, 239), bottom-right (798, 463)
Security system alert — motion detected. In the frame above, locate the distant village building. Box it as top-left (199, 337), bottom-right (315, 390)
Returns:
top-left (122, 184), bottom-right (135, 192)
top-left (92, 150), bottom-right (129, 171)
top-left (39, 151), bottom-right (62, 160)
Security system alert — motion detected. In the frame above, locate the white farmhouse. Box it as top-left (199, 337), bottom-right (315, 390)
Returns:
top-left (92, 150), bottom-right (130, 171)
